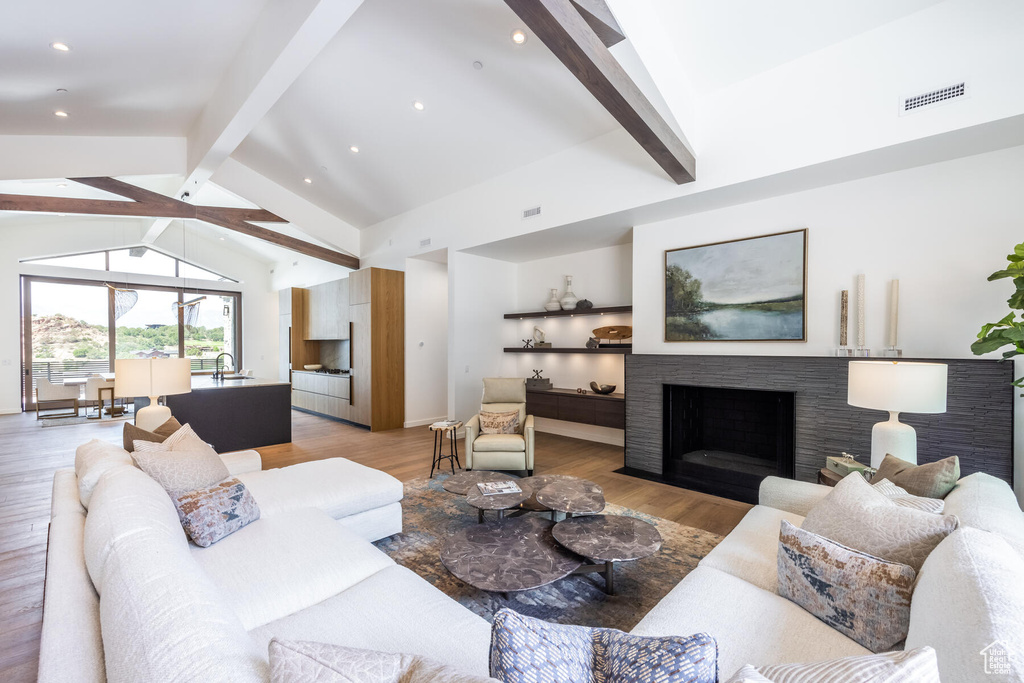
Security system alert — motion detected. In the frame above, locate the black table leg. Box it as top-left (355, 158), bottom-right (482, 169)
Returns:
top-left (604, 561), bottom-right (615, 595)
top-left (429, 429), bottom-right (441, 478)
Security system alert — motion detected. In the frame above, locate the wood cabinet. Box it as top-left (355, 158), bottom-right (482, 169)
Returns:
top-left (292, 371), bottom-right (350, 421)
top-left (349, 268), bottom-right (404, 431)
top-left (305, 278), bottom-right (349, 340)
top-left (280, 288), bottom-right (319, 382)
top-left (526, 388), bottom-right (624, 429)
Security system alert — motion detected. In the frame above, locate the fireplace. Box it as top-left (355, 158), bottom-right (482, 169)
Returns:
top-left (663, 385), bottom-right (794, 503)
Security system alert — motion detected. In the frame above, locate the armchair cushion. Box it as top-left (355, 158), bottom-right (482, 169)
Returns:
top-left (481, 378), bottom-right (526, 404)
top-left (478, 403), bottom-right (525, 433)
top-left (473, 434), bottom-right (526, 453)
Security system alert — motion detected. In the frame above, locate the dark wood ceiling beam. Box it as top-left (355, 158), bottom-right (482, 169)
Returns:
top-left (505, 0), bottom-right (696, 184)
top-left (0, 177), bottom-right (356, 269)
top-left (568, 0), bottom-right (624, 47)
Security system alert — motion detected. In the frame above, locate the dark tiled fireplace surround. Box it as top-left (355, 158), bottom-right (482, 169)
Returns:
top-left (623, 355), bottom-right (1014, 504)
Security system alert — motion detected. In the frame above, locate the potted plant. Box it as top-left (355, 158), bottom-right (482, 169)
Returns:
top-left (972, 241), bottom-right (1024, 394)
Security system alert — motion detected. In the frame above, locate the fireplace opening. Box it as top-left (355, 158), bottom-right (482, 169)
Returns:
top-left (663, 384), bottom-right (794, 503)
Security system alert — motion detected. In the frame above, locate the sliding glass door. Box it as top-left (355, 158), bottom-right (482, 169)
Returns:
top-left (21, 276), bottom-right (241, 411)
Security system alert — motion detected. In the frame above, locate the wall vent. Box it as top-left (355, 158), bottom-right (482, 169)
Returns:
top-left (522, 205), bottom-right (542, 219)
top-left (901, 82), bottom-right (967, 115)
top-left (420, 238), bottom-right (431, 248)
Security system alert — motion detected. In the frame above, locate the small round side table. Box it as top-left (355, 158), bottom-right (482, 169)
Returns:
top-left (429, 421), bottom-right (463, 478)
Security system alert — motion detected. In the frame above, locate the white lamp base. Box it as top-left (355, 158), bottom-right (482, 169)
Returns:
top-left (135, 398), bottom-right (171, 432)
top-left (870, 411), bottom-right (917, 468)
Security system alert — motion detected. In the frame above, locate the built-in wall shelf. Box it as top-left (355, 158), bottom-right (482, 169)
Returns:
top-left (503, 347), bottom-right (632, 355)
top-left (503, 305), bottom-right (632, 320)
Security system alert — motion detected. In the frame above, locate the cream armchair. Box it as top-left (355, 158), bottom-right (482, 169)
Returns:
top-left (84, 376), bottom-right (116, 419)
top-left (465, 377), bottom-right (535, 476)
top-left (36, 378), bottom-right (80, 419)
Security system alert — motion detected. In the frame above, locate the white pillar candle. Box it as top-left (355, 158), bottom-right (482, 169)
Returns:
top-left (889, 279), bottom-right (899, 348)
top-left (857, 274), bottom-right (866, 348)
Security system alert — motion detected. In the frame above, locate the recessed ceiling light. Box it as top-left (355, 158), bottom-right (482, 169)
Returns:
top-left (511, 29), bottom-right (527, 45)
top-left (56, 182), bottom-right (67, 188)
top-left (219, 237), bottom-right (225, 241)
top-left (473, 61), bottom-right (484, 70)
top-left (54, 110), bottom-right (68, 117)
top-left (303, 177), bottom-right (312, 184)
top-left (349, 145), bottom-right (359, 154)
top-left (50, 42), bottom-right (71, 52)
top-left (56, 88), bottom-right (68, 94)
top-left (412, 100), bottom-right (425, 111)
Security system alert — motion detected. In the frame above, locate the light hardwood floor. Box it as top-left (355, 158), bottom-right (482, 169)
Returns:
top-left (0, 409), bottom-right (751, 682)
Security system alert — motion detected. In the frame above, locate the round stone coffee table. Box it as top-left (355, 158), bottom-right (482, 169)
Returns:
top-left (441, 516), bottom-right (583, 594)
top-left (535, 478), bottom-right (605, 516)
top-left (552, 515), bottom-right (662, 595)
top-left (442, 470), bottom-right (510, 495)
top-left (518, 474), bottom-right (580, 511)
top-left (466, 485), bottom-right (530, 523)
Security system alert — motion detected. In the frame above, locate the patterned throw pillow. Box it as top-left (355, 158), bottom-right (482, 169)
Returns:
top-left (268, 638), bottom-right (497, 683)
top-left (872, 478), bottom-right (944, 513)
top-left (479, 411), bottom-right (520, 435)
top-left (174, 478), bottom-right (260, 547)
top-left (724, 646), bottom-right (940, 683)
top-left (777, 520), bottom-right (915, 653)
top-left (871, 454), bottom-right (959, 499)
top-left (122, 416), bottom-right (182, 453)
top-left (133, 422), bottom-right (217, 458)
top-left (801, 472), bottom-right (958, 572)
top-left (131, 423), bottom-right (229, 495)
top-left (489, 608), bottom-right (717, 683)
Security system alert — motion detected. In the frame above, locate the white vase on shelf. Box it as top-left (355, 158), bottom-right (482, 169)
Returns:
top-left (544, 288), bottom-right (561, 312)
top-left (560, 276), bottom-right (578, 310)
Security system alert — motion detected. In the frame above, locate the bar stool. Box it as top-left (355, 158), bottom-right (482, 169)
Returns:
top-left (429, 421), bottom-right (463, 478)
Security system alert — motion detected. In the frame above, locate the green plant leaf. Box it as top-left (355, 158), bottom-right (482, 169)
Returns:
top-left (1014, 242), bottom-right (1024, 258)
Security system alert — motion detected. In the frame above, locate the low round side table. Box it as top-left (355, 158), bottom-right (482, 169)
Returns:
top-left (535, 478), bottom-right (605, 517)
top-left (553, 515), bottom-right (662, 595)
top-left (466, 485), bottom-right (530, 523)
top-left (429, 421), bottom-right (463, 478)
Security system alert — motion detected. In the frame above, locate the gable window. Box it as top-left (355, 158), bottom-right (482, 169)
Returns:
top-left (21, 246), bottom-right (236, 283)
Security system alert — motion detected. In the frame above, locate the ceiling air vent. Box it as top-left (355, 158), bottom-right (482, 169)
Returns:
top-left (901, 82), bottom-right (967, 115)
top-left (420, 238), bottom-right (431, 248)
top-left (522, 206), bottom-right (541, 220)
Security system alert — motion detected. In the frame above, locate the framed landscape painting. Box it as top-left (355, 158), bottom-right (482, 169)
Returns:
top-left (665, 229), bottom-right (807, 342)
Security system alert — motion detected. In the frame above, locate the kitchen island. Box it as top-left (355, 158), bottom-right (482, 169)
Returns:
top-left (134, 375), bottom-right (291, 452)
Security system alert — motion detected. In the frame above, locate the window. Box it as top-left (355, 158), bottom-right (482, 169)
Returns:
top-left (22, 247), bottom-right (236, 283)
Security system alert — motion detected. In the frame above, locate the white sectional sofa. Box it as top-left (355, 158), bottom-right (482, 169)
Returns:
top-left (38, 440), bottom-right (493, 682)
top-left (40, 438), bottom-right (1024, 682)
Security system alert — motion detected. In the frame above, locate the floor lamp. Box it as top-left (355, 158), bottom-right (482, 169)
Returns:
top-left (115, 358), bottom-right (192, 431)
top-left (847, 360), bottom-right (948, 468)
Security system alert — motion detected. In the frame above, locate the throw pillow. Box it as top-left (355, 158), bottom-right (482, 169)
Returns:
top-left (777, 520), bottom-right (916, 652)
top-left (871, 454), bottom-right (959, 498)
top-left (132, 422), bottom-right (217, 459)
top-left (479, 411), bottom-right (520, 435)
top-left (268, 638), bottom-right (497, 683)
top-left (131, 425), bottom-right (229, 495)
top-left (872, 478), bottom-right (944, 513)
top-left (724, 646), bottom-right (940, 683)
top-left (74, 439), bottom-right (134, 509)
top-left (121, 416), bottom-right (182, 453)
top-left (801, 472), bottom-right (959, 572)
top-left (489, 608), bottom-right (717, 683)
top-left (175, 478), bottom-right (260, 547)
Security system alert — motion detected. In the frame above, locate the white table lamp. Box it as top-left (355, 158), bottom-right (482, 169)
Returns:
top-left (115, 358), bottom-right (192, 431)
top-left (847, 360), bottom-right (947, 468)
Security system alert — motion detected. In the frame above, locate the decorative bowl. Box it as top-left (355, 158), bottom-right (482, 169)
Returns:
top-left (303, 364), bottom-right (323, 371)
top-left (589, 382), bottom-right (616, 395)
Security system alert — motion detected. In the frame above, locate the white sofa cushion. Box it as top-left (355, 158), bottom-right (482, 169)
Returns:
top-left (51, 467), bottom-right (86, 518)
top-left (472, 433), bottom-right (526, 452)
top-left (906, 527), bottom-right (1024, 683)
top-left (236, 457), bottom-right (403, 520)
top-left (249, 564), bottom-right (493, 678)
top-left (700, 505), bottom-right (804, 593)
top-left (630, 566), bottom-right (870, 679)
top-left (337, 501), bottom-right (403, 541)
top-left (726, 647), bottom-right (941, 683)
top-left (219, 449), bottom-right (263, 476)
top-left (83, 465), bottom-right (187, 590)
top-left (191, 508), bottom-right (395, 630)
top-left (74, 439), bottom-right (133, 508)
top-left (943, 472), bottom-right (1024, 556)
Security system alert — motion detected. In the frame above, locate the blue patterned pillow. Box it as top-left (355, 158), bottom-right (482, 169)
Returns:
top-left (174, 477), bottom-right (260, 547)
top-left (489, 608), bottom-right (717, 683)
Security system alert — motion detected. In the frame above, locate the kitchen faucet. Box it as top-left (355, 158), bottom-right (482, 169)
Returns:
top-left (213, 352), bottom-right (234, 380)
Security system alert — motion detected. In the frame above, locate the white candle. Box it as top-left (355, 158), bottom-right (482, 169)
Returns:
top-left (856, 274), bottom-right (865, 348)
top-left (889, 279), bottom-right (899, 348)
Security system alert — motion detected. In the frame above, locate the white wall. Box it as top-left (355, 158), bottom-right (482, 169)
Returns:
top-left (405, 258), bottom-right (449, 426)
top-left (0, 216), bottom-right (279, 413)
top-left (448, 252), bottom-right (518, 426)
top-left (633, 144), bottom-right (1024, 502)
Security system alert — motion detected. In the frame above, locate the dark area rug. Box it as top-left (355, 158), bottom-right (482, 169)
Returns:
top-left (373, 473), bottom-right (723, 632)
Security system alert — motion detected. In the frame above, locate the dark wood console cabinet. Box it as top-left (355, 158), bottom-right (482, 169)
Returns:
top-left (526, 388), bottom-right (625, 429)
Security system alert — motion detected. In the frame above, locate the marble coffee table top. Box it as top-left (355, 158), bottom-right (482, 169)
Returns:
top-left (441, 516), bottom-right (584, 592)
top-left (535, 478), bottom-right (606, 515)
top-left (518, 474), bottom-right (580, 511)
top-left (552, 515), bottom-right (662, 563)
top-left (466, 484), bottom-right (530, 511)
top-left (442, 470), bottom-right (511, 495)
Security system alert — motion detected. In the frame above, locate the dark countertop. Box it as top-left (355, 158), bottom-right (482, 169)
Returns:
top-left (527, 387), bottom-right (625, 401)
top-left (188, 375), bottom-right (290, 391)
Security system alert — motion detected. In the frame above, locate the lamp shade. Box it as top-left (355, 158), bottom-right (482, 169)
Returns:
top-left (847, 361), bottom-right (947, 414)
top-left (114, 358), bottom-right (192, 399)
